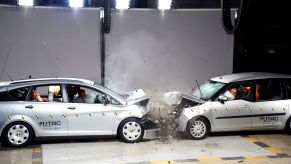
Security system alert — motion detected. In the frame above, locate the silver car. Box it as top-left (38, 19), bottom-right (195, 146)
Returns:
top-left (174, 72), bottom-right (291, 139)
top-left (0, 78), bottom-right (150, 147)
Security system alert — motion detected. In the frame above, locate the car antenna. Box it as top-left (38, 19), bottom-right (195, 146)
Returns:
top-left (28, 75), bottom-right (32, 79)
top-left (7, 73), bottom-right (14, 81)
top-left (195, 80), bottom-right (203, 98)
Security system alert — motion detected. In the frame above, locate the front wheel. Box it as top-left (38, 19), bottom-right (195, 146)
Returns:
top-left (2, 122), bottom-right (34, 147)
top-left (186, 117), bottom-right (209, 140)
top-left (118, 118), bottom-right (144, 143)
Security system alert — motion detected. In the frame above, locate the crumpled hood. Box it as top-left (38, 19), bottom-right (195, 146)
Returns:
top-left (163, 91), bottom-right (205, 107)
top-left (162, 91), bottom-right (205, 117)
top-left (123, 89), bottom-right (150, 106)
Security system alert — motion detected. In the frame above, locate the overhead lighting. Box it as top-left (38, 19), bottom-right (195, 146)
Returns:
top-left (18, 0), bottom-right (34, 6)
top-left (69, 0), bottom-right (84, 8)
top-left (158, 0), bottom-right (172, 10)
top-left (116, 0), bottom-right (130, 9)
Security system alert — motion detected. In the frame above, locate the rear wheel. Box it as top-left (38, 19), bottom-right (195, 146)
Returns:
top-left (2, 122), bottom-right (34, 147)
top-left (118, 118), bottom-right (144, 143)
top-left (285, 117), bottom-right (291, 134)
top-left (186, 117), bottom-right (209, 140)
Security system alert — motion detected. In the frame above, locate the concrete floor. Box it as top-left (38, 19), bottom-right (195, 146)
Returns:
top-left (1, 133), bottom-right (291, 164)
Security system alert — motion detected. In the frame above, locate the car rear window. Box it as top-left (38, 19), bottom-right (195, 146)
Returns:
top-left (8, 87), bottom-right (30, 101)
top-left (0, 86), bottom-right (30, 101)
top-left (0, 90), bottom-right (11, 101)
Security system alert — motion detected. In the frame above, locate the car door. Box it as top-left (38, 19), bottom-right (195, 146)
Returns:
top-left (65, 84), bottom-right (123, 136)
top-left (211, 82), bottom-right (253, 131)
top-left (24, 84), bottom-right (68, 136)
top-left (0, 86), bottom-right (31, 122)
top-left (251, 79), bottom-right (288, 129)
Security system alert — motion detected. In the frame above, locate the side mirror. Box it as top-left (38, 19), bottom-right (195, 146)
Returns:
top-left (218, 95), bottom-right (227, 104)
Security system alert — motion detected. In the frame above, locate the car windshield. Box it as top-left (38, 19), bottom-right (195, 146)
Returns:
top-left (93, 83), bottom-right (125, 100)
top-left (192, 80), bottom-right (226, 100)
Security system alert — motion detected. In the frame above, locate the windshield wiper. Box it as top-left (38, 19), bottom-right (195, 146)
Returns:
top-left (195, 80), bottom-right (203, 99)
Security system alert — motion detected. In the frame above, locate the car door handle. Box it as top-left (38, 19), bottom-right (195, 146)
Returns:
top-left (25, 105), bottom-right (34, 109)
top-left (67, 106), bottom-right (76, 110)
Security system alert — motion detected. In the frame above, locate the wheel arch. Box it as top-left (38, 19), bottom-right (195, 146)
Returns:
top-left (116, 116), bottom-right (144, 143)
top-left (116, 116), bottom-right (141, 134)
top-left (187, 115), bottom-right (212, 132)
top-left (0, 116), bottom-right (38, 138)
top-left (114, 110), bottom-right (143, 134)
top-left (0, 120), bottom-right (36, 147)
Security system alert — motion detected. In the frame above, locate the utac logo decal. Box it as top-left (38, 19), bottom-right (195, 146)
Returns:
top-left (259, 116), bottom-right (278, 122)
top-left (38, 121), bottom-right (61, 127)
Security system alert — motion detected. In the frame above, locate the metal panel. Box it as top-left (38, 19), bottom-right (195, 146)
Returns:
top-left (0, 5), bottom-right (101, 82)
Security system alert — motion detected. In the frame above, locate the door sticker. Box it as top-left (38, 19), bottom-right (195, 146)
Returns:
top-left (259, 116), bottom-right (278, 125)
top-left (38, 121), bottom-right (62, 130)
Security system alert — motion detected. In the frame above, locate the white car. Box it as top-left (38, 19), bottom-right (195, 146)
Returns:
top-left (0, 78), bottom-right (151, 147)
top-left (171, 72), bottom-right (291, 139)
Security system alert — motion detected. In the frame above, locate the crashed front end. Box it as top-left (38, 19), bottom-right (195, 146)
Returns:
top-left (122, 89), bottom-right (159, 131)
top-left (162, 91), bottom-right (205, 133)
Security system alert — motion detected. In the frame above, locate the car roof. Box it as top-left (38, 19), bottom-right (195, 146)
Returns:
top-left (0, 78), bottom-right (94, 87)
top-left (211, 72), bottom-right (291, 83)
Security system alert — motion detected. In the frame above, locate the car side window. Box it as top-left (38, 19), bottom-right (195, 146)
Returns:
top-left (284, 79), bottom-right (291, 99)
top-left (8, 87), bottom-right (30, 101)
top-left (111, 97), bottom-right (122, 105)
top-left (255, 79), bottom-right (283, 101)
top-left (221, 82), bottom-right (253, 101)
top-left (29, 85), bottom-right (63, 102)
top-left (67, 85), bottom-right (107, 104)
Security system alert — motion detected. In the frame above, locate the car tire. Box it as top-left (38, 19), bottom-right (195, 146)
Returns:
top-left (2, 122), bottom-right (34, 147)
top-left (186, 117), bottom-right (209, 140)
top-left (118, 118), bottom-right (144, 143)
top-left (285, 117), bottom-right (291, 134)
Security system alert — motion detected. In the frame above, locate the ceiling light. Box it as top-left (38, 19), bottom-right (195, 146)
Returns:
top-left (18, 0), bottom-right (34, 6)
top-left (69, 0), bottom-right (84, 8)
top-left (116, 0), bottom-right (130, 9)
top-left (158, 0), bottom-right (172, 10)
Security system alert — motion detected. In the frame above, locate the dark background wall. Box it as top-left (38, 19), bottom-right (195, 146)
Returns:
top-left (233, 0), bottom-right (291, 74)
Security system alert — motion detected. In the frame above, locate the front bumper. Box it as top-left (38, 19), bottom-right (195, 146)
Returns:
top-left (141, 114), bottom-right (159, 130)
top-left (176, 114), bottom-right (191, 132)
top-left (141, 114), bottom-right (160, 139)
